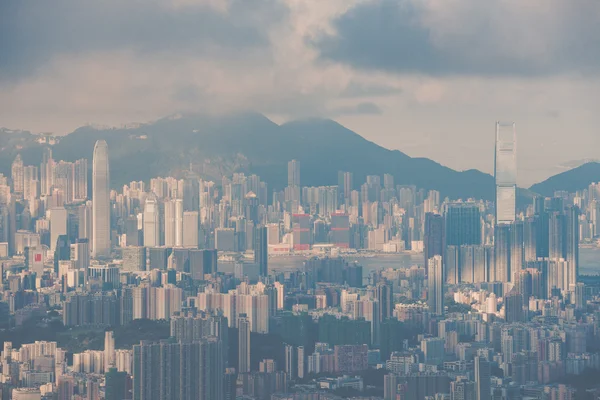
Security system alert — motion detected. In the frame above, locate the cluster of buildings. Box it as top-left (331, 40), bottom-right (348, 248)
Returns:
top-left (0, 123), bottom-right (598, 399)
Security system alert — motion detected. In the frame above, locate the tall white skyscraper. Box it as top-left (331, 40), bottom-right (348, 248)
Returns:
top-left (92, 140), bottom-right (111, 258)
top-left (495, 122), bottom-right (517, 225)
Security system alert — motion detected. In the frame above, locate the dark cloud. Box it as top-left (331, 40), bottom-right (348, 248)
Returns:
top-left (0, 0), bottom-right (286, 80)
top-left (332, 102), bottom-right (382, 116)
top-left (314, 0), bottom-right (600, 76)
top-left (340, 80), bottom-right (402, 98)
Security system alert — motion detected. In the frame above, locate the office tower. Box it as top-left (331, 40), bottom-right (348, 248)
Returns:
top-left (494, 224), bottom-right (511, 283)
top-left (53, 161), bottom-right (74, 203)
top-left (523, 217), bottom-right (537, 261)
top-left (495, 121), bottom-right (517, 224)
top-left (73, 158), bottom-right (88, 201)
top-left (445, 203), bottom-right (481, 246)
top-left (474, 356), bottom-right (491, 400)
top-left (565, 206), bottom-right (580, 289)
top-left (164, 199), bottom-right (176, 247)
top-left (254, 225), bottom-right (268, 276)
top-left (510, 221), bottom-right (524, 276)
top-left (288, 160), bottom-right (300, 187)
top-left (71, 238), bottom-right (90, 279)
top-left (292, 214), bottom-right (310, 250)
top-left (50, 207), bottom-right (68, 252)
top-left (11, 154), bottom-right (24, 195)
top-left (427, 255), bottom-right (444, 316)
top-left (375, 281), bottom-right (393, 321)
top-left (445, 245), bottom-right (459, 284)
top-left (23, 165), bottom-right (38, 202)
top-left (338, 171), bottom-right (353, 205)
top-left (183, 175), bottom-right (200, 212)
top-left (92, 140), bottom-right (111, 258)
top-left (40, 147), bottom-right (54, 196)
top-left (424, 213), bottom-right (444, 274)
top-left (574, 283), bottom-right (586, 310)
top-left (25, 246), bottom-right (44, 275)
top-left (459, 245), bottom-right (475, 283)
top-left (504, 288), bottom-right (524, 323)
top-left (244, 192), bottom-right (259, 224)
top-left (330, 213), bottom-right (350, 248)
top-left (182, 211), bottom-right (199, 248)
top-left (238, 314), bottom-right (251, 374)
top-left (143, 196), bottom-right (160, 247)
top-left (549, 211), bottom-right (564, 260)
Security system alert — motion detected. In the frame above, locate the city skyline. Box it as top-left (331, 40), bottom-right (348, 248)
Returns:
top-left (2, 1), bottom-right (600, 398)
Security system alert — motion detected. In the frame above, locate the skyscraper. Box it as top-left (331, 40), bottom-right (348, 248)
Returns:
top-left (254, 225), bottom-right (268, 276)
top-left (474, 356), bottom-right (491, 400)
top-left (494, 224), bottom-right (511, 283)
top-left (182, 211), bottom-right (199, 248)
top-left (238, 314), bottom-right (251, 374)
top-left (92, 140), bottom-right (111, 258)
top-left (337, 171), bottom-right (353, 205)
top-left (495, 122), bottom-right (517, 225)
top-left (504, 288), bottom-right (524, 323)
top-left (445, 203), bottom-right (481, 246)
top-left (143, 196), bottom-right (160, 247)
top-left (424, 213), bottom-right (444, 273)
top-left (11, 154), bottom-right (24, 196)
top-left (427, 255), bottom-right (444, 316)
top-left (565, 205), bottom-right (580, 290)
top-left (104, 331), bottom-right (115, 369)
top-left (288, 160), bottom-right (300, 187)
top-left (164, 199), bottom-right (176, 247)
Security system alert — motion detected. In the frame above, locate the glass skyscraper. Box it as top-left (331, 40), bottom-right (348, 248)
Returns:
top-left (495, 122), bottom-right (517, 225)
top-left (92, 140), bottom-right (111, 258)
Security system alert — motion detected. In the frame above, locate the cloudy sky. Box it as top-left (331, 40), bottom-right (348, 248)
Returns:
top-left (1, 0), bottom-right (599, 186)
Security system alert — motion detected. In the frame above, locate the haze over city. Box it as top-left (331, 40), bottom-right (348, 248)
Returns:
top-left (2, 1), bottom-right (600, 400)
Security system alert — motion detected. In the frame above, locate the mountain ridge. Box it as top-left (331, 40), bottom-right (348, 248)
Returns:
top-left (0, 113), bottom-right (499, 200)
top-left (529, 162), bottom-right (600, 197)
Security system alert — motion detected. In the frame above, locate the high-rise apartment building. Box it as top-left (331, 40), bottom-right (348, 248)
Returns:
top-left (495, 122), bottom-right (517, 225)
top-left (92, 140), bottom-right (111, 258)
top-left (132, 338), bottom-right (223, 400)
